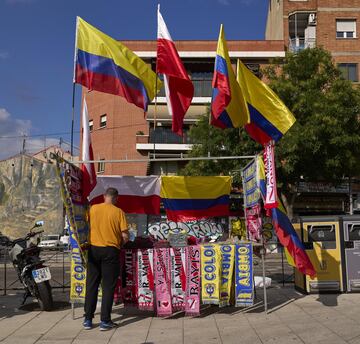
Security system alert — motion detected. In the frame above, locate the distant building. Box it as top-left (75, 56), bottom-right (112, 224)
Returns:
top-left (266, 0), bottom-right (360, 82)
top-left (82, 40), bottom-right (285, 176)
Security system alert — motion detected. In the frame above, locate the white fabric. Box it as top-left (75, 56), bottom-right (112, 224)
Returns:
top-left (81, 98), bottom-right (95, 186)
top-left (254, 276), bottom-right (272, 288)
top-left (89, 175), bottom-right (161, 200)
top-left (157, 5), bottom-right (173, 41)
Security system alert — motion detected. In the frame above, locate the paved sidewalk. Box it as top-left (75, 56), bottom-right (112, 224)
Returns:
top-left (1, 287), bottom-right (360, 344)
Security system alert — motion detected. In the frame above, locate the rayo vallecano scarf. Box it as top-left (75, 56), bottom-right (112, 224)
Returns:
top-left (154, 248), bottom-right (172, 316)
top-left (137, 248), bottom-right (154, 311)
top-left (170, 247), bottom-right (186, 311)
top-left (122, 249), bottom-right (138, 307)
top-left (185, 245), bottom-right (201, 316)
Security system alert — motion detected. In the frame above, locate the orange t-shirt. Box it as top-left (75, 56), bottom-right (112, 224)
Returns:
top-left (89, 203), bottom-right (128, 249)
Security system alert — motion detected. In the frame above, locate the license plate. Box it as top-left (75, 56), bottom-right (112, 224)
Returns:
top-left (32, 267), bottom-right (51, 283)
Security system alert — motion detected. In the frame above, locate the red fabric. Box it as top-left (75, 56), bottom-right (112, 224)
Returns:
top-left (274, 224), bottom-right (316, 278)
top-left (165, 204), bottom-right (229, 222)
top-left (90, 194), bottom-right (161, 215)
top-left (245, 123), bottom-right (272, 146)
top-left (157, 38), bottom-right (194, 136)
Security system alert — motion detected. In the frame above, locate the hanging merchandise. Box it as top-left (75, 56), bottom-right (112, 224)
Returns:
top-left (242, 158), bottom-right (261, 208)
top-left (235, 243), bottom-right (254, 307)
top-left (122, 249), bottom-right (138, 307)
top-left (154, 248), bottom-right (173, 316)
top-left (201, 244), bottom-right (221, 304)
top-left (185, 245), bottom-right (201, 316)
top-left (263, 142), bottom-right (278, 209)
top-left (137, 249), bottom-right (155, 311)
top-left (219, 244), bottom-right (235, 307)
top-left (245, 204), bottom-right (262, 242)
top-left (170, 247), bottom-right (187, 311)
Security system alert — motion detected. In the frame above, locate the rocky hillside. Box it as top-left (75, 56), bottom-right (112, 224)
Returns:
top-left (0, 154), bottom-right (63, 239)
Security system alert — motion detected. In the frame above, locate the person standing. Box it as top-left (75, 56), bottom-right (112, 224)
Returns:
top-left (83, 187), bottom-right (129, 331)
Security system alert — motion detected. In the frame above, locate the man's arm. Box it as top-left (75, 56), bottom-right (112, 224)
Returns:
top-left (121, 230), bottom-right (129, 245)
top-left (119, 211), bottom-right (129, 246)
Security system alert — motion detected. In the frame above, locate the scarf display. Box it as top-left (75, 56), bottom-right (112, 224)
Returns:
top-left (170, 247), bottom-right (187, 311)
top-left (219, 244), bottom-right (235, 307)
top-left (185, 245), bottom-right (201, 316)
top-left (154, 247), bottom-right (173, 316)
top-left (235, 243), bottom-right (254, 307)
top-left (201, 244), bottom-right (221, 304)
top-left (122, 248), bottom-right (138, 307)
top-left (137, 248), bottom-right (154, 311)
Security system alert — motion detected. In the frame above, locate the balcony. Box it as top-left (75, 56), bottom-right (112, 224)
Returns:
top-left (136, 128), bottom-right (193, 152)
top-left (158, 79), bottom-right (212, 98)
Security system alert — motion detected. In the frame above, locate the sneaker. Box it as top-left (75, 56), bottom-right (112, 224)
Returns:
top-left (83, 319), bottom-right (93, 330)
top-left (100, 321), bottom-right (118, 331)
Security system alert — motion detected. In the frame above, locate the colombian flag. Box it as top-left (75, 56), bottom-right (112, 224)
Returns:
top-left (237, 60), bottom-right (296, 145)
top-left (211, 25), bottom-right (249, 129)
top-left (161, 176), bottom-right (231, 222)
top-left (257, 156), bottom-right (316, 278)
top-left (74, 17), bottom-right (162, 112)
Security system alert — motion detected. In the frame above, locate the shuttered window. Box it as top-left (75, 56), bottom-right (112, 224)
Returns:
top-left (336, 19), bottom-right (356, 38)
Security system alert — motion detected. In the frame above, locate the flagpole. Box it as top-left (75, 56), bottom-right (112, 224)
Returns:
top-left (71, 16), bottom-right (79, 160)
top-left (70, 83), bottom-right (76, 158)
top-left (153, 4), bottom-right (160, 159)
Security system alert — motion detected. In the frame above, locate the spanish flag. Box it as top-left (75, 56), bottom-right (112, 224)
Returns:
top-left (211, 25), bottom-right (249, 129)
top-left (257, 156), bottom-right (316, 278)
top-left (161, 176), bottom-right (231, 222)
top-left (74, 17), bottom-right (162, 112)
top-left (237, 59), bottom-right (296, 145)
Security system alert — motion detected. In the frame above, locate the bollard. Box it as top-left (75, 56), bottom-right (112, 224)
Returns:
top-left (3, 247), bottom-right (7, 296)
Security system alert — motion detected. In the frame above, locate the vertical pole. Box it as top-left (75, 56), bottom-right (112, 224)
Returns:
top-left (72, 302), bottom-right (75, 320)
top-left (3, 247), bottom-right (7, 296)
top-left (70, 83), bottom-right (76, 158)
top-left (261, 243), bottom-right (268, 313)
top-left (281, 245), bottom-right (285, 287)
top-left (349, 176), bottom-right (353, 215)
top-left (62, 246), bottom-right (65, 292)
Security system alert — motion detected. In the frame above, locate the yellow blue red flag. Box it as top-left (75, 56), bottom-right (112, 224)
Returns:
top-left (160, 176), bottom-right (231, 222)
top-left (237, 59), bottom-right (296, 145)
top-left (211, 25), bottom-right (249, 129)
top-left (257, 156), bottom-right (315, 277)
top-left (74, 17), bottom-right (162, 112)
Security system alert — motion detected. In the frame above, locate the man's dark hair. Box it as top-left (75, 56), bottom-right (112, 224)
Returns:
top-left (105, 187), bottom-right (118, 198)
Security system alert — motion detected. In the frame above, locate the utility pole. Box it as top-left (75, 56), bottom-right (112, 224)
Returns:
top-left (22, 135), bottom-right (26, 154)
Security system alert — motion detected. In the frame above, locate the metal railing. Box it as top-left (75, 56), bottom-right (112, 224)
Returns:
top-left (149, 128), bottom-right (193, 144)
top-left (158, 79), bottom-right (213, 98)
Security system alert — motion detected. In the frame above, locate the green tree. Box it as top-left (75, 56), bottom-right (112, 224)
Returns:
top-left (183, 47), bottom-right (360, 218)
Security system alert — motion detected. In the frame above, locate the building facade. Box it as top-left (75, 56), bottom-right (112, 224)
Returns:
top-left (266, 0), bottom-right (360, 82)
top-left (83, 40), bottom-right (285, 176)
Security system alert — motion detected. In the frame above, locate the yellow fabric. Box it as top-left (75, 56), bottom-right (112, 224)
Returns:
top-left (89, 203), bottom-right (128, 249)
top-left (237, 59), bottom-right (296, 135)
top-left (219, 244), bottom-right (235, 307)
top-left (160, 176), bottom-right (231, 199)
top-left (76, 17), bottom-right (162, 99)
top-left (216, 25), bottom-right (249, 127)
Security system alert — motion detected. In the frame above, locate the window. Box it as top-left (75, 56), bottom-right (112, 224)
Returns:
top-left (338, 63), bottom-right (358, 82)
top-left (97, 159), bottom-right (105, 173)
top-left (336, 19), bottom-right (356, 38)
top-left (100, 114), bottom-right (107, 128)
top-left (89, 119), bottom-right (93, 132)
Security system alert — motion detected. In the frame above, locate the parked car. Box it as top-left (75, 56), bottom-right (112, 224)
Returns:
top-left (0, 233), bottom-right (10, 248)
top-left (60, 234), bottom-right (70, 249)
top-left (38, 234), bottom-right (61, 249)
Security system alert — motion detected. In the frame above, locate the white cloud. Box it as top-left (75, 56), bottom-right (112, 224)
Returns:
top-left (0, 51), bottom-right (9, 60)
top-left (0, 108), bottom-right (60, 160)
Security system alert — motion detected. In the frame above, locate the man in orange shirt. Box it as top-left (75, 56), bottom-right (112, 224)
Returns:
top-left (84, 188), bottom-right (129, 331)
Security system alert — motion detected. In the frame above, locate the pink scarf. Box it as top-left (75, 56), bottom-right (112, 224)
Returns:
top-left (154, 248), bottom-right (172, 317)
top-left (170, 247), bottom-right (186, 311)
top-left (185, 245), bottom-right (201, 316)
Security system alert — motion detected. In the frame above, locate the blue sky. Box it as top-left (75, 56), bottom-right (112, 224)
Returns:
top-left (0, 0), bottom-right (268, 158)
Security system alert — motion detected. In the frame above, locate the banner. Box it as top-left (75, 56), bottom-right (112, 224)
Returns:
top-left (201, 244), bottom-right (221, 304)
top-left (154, 248), bottom-right (172, 316)
top-left (55, 155), bottom-right (89, 303)
top-left (235, 243), bottom-right (254, 307)
top-left (219, 244), bottom-right (235, 307)
top-left (122, 249), bottom-right (138, 307)
top-left (264, 142), bottom-right (278, 209)
top-left (245, 204), bottom-right (262, 242)
top-left (137, 249), bottom-right (154, 311)
top-left (242, 159), bottom-right (260, 208)
top-left (185, 245), bottom-right (201, 316)
top-left (170, 247), bottom-right (186, 311)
